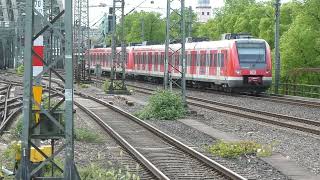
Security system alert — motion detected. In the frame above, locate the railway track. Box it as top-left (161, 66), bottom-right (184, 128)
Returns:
top-left (0, 75), bottom-right (246, 179)
top-left (244, 94), bottom-right (320, 108)
top-left (123, 84), bottom-right (320, 136)
top-left (0, 82), bottom-right (22, 134)
top-left (74, 93), bottom-right (246, 180)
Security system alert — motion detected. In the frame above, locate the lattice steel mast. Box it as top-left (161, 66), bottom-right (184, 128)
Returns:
top-left (109, 0), bottom-right (128, 94)
top-left (74, 0), bottom-right (91, 83)
top-left (18, 0), bottom-right (79, 178)
top-left (165, 0), bottom-right (186, 103)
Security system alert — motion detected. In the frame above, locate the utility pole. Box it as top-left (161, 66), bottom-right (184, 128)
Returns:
top-left (165, 0), bottom-right (186, 103)
top-left (274, 0), bottom-right (281, 94)
top-left (188, 6), bottom-right (192, 38)
top-left (141, 18), bottom-right (145, 42)
top-left (109, 0), bottom-right (128, 94)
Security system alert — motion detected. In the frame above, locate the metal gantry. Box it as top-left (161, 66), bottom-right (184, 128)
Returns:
top-left (109, 0), bottom-right (128, 94)
top-left (74, 0), bottom-right (91, 83)
top-left (18, 0), bottom-right (79, 179)
top-left (165, 0), bottom-right (187, 103)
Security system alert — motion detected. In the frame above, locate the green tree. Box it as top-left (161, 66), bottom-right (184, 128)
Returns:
top-left (280, 0), bottom-right (320, 84)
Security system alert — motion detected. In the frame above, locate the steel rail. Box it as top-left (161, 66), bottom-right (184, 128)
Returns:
top-left (74, 100), bottom-right (169, 180)
top-left (1, 83), bottom-right (12, 126)
top-left (76, 92), bottom-right (246, 180)
top-left (246, 95), bottom-right (320, 108)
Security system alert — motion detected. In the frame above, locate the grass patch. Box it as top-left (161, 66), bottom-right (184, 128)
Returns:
top-left (80, 83), bottom-right (89, 89)
top-left (75, 128), bottom-right (103, 143)
top-left (16, 64), bottom-right (24, 76)
top-left (79, 163), bottom-right (140, 180)
top-left (14, 118), bottom-right (23, 138)
top-left (135, 90), bottom-right (186, 120)
top-left (208, 140), bottom-right (273, 158)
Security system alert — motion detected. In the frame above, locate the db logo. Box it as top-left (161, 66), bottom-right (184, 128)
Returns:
top-left (250, 70), bottom-right (256, 75)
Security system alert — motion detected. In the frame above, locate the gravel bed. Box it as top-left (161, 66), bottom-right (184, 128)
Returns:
top-left (126, 80), bottom-right (320, 121)
top-left (187, 90), bottom-right (320, 121)
top-left (191, 105), bottom-right (320, 175)
top-left (74, 106), bottom-right (153, 179)
top-left (84, 83), bottom-right (289, 179)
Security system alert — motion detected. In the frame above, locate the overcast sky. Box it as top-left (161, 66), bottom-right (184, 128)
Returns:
top-left (87, 0), bottom-right (291, 28)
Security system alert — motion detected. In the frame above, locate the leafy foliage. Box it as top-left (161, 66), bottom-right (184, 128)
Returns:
top-left (208, 141), bottom-right (273, 158)
top-left (16, 64), bottom-right (24, 76)
top-left (136, 90), bottom-right (186, 120)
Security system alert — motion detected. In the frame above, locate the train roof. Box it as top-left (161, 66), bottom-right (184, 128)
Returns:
top-left (89, 39), bottom-right (267, 53)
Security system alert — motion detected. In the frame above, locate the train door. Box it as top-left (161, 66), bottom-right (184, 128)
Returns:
top-left (160, 52), bottom-right (165, 72)
top-left (217, 50), bottom-right (221, 81)
top-left (154, 52), bottom-right (159, 72)
top-left (189, 51), bottom-right (197, 76)
top-left (148, 52), bottom-right (152, 73)
top-left (209, 50), bottom-right (216, 77)
top-left (199, 50), bottom-right (206, 76)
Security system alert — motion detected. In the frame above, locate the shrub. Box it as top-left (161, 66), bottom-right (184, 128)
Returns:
top-left (13, 117), bottom-right (23, 138)
top-left (75, 128), bottom-right (102, 143)
top-left (135, 90), bottom-right (186, 120)
top-left (16, 64), bottom-right (24, 76)
top-left (208, 140), bottom-right (273, 158)
top-left (103, 80), bottom-right (111, 93)
top-left (79, 163), bottom-right (140, 180)
top-left (80, 83), bottom-right (89, 89)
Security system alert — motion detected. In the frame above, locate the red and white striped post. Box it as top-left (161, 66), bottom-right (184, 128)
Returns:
top-left (33, 0), bottom-right (44, 123)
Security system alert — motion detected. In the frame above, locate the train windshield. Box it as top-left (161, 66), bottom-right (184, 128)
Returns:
top-left (237, 42), bottom-right (266, 63)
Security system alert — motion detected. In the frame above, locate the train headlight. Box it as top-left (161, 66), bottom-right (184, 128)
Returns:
top-left (235, 70), bottom-right (241, 75)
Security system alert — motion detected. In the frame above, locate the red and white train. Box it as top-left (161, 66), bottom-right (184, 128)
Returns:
top-left (88, 38), bottom-right (272, 92)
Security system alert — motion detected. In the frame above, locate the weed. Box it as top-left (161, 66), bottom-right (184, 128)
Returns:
top-left (80, 83), bottom-right (89, 89)
top-left (135, 90), bottom-right (186, 120)
top-left (16, 65), bottom-right (24, 76)
top-left (79, 163), bottom-right (140, 180)
top-left (103, 80), bottom-right (111, 93)
top-left (208, 140), bottom-right (273, 158)
top-left (75, 128), bottom-right (103, 143)
top-left (13, 116), bottom-right (23, 138)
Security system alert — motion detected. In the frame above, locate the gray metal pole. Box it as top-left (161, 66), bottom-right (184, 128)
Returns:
top-left (121, 0), bottom-right (127, 89)
top-left (110, 0), bottom-right (117, 92)
top-left (188, 6), bottom-right (192, 38)
top-left (64, 0), bottom-right (75, 178)
top-left (20, 0), bottom-right (33, 178)
top-left (274, 0), bottom-right (281, 94)
top-left (181, 0), bottom-right (186, 103)
top-left (87, 0), bottom-right (91, 80)
top-left (141, 18), bottom-right (145, 41)
top-left (164, 0), bottom-right (170, 90)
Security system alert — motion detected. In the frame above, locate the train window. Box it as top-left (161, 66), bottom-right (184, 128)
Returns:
top-left (161, 53), bottom-right (164, 65)
top-left (220, 54), bottom-right (225, 68)
top-left (149, 53), bottom-right (152, 65)
top-left (187, 53), bottom-right (191, 66)
top-left (209, 53), bottom-right (214, 67)
top-left (214, 54), bottom-right (218, 67)
top-left (200, 54), bottom-right (206, 66)
top-left (155, 53), bottom-right (158, 65)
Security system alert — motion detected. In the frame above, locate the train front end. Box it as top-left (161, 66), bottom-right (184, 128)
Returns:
top-left (229, 39), bottom-right (272, 92)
